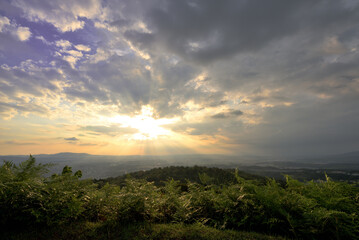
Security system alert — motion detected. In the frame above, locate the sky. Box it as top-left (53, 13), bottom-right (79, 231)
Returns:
top-left (0, 0), bottom-right (359, 156)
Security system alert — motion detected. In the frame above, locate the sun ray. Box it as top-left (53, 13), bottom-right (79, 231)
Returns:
top-left (110, 105), bottom-right (178, 141)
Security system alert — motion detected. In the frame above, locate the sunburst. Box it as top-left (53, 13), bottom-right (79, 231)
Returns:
top-left (110, 105), bottom-right (177, 140)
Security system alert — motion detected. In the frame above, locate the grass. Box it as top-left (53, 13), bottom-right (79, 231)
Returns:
top-left (142, 223), bottom-right (287, 240)
top-left (4, 222), bottom-right (287, 240)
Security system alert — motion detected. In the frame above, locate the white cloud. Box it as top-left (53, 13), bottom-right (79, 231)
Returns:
top-left (63, 55), bottom-right (78, 68)
top-left (16, 26), bottom-right (31, 41)
top-left (0, 16), bottom-right (10, 32)
top-left (0, 61), bottom-right (65, 120)
top-left (55, 39), bottom-right (72, 49)
top-left (0, 15), bottom-right (31, 41)
top-left (75, 44), bottom-right (91, 52)
top-left (54, 39), bottom-right (87, 67)
top-left (55, 40), bottom-right (87, 67)
top-left (88, 47), bottom-right (110, 63)
top-left (66, 50), bottom-right (83, 58)
top-left (13, 0), bottom-right (102, 32)
top-left (35, 35), bottom-right (51, 45)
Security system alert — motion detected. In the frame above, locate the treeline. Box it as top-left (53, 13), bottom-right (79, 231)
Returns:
top-left (96, 166), bottom-right (267, 187)
top-left (1, 156), bottom-right (359, 239)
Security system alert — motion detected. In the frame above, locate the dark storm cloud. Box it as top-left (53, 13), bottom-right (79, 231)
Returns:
top-left (118, 0), bottom-right (359, 110)
top-left (223, 93), bottom-right (359, 156)
top-left (124, 0), bottom-right (359, 64)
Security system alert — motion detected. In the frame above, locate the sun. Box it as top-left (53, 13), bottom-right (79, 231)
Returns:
top-left (110, 105), bottom-right (177, 140)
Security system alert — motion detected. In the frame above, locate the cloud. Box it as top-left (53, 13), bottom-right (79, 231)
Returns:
top-left (123, 0), bottom-right (359, 64)
top-left (227, 94), bottom-right (359, 155)
top-left (63, 55), bottom-right (78, 67)
top-left (322, 36), bottom-right (347, 54)
top-left (0, 15), bottom-right (32, 41)
top-left (3, 140), bottom-right (38, 145)
top-left (71, 53), bottom-right (155, 110)
top-left (0, 61), bottom-right (62, 95)
top-left (0, 15), bottom-right (10, 32)
top-left (211, 113), bottom-right (227, 119)
top-left (211, 109), bottom-right (243, 119)
top-left (0, 62), bottom-right (65, 119)
top-left (75, 44), bottom-right (91, 52)
top-left (64, 137), bottom-right (79, 141)
top-left (1, 1), bottom-right (359, 155)
top-left (55, 39), bottom-right (87, 67)
top-left (231, 110), bottom-right (243, 116)
top-left (80, 125), bottom-right (138, 136)
top-left (16, 26), bottom-right (31, 41)
top-left (0, 101), bottom-right (49, 116)
top-left (35, 35), bottom-right (51, 45)
top-left (55, 39), bottom-right (72, 49)
top-left (171, 120), bottom-right (224, 136)
top-left (79, 143), bottom-right (98, 146)
top-left (12, 0), bottom-right (102, 32)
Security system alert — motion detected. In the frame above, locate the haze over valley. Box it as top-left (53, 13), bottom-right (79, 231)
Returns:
top-left (2, 152), bottom-right (359, 182)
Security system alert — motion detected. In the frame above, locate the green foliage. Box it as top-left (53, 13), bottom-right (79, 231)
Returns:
top-left (0, 156), bottom-right (94, 227)
top-left (4, 223), bottom-right (285, 240)
top-left (1, 157), bottom-right (359, 240)
top-left (0, 156), bottom-right (50, 227)
top-left (96, 166), bottom-right (265, 187)
top-left (140, 223), bottom-right (285, 240)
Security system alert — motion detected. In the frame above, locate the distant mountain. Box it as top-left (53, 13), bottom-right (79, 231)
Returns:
top-left (40, 152), bottom-right (91, 157)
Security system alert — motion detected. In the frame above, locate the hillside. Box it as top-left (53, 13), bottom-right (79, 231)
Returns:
top-left (1, 156), bottom-right (359, 239)
top-left (96, 166), bottom-right (267, 187)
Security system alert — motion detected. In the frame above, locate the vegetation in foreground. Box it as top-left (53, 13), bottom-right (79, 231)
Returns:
top-left (3, 223), bottom-right (285, 240)
top-left (1, 156), bottom-right (359, 239)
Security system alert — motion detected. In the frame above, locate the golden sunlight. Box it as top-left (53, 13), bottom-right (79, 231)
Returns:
top-left (110, 105), bottom-right (178, 140)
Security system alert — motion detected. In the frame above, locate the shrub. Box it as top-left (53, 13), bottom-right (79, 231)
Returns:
top-left (1, 157), bottom-right (358, 239)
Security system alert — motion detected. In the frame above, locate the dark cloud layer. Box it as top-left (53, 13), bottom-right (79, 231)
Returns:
top-left (125, 0), bottom-right (359, 63)
top-left (211, 109), bottom-right (243, 119)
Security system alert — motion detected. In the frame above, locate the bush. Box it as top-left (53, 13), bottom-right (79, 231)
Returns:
top-left (1, 157), bottom-right (358, 239)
